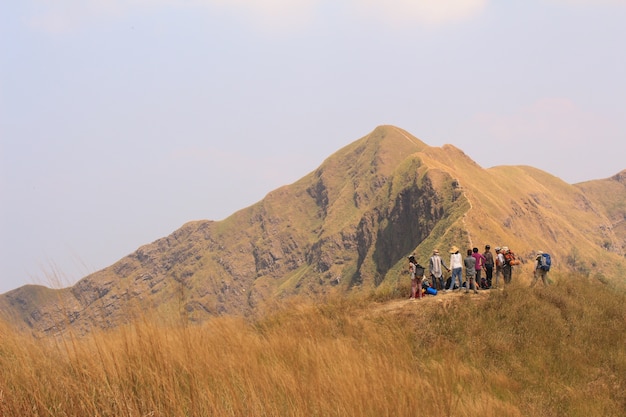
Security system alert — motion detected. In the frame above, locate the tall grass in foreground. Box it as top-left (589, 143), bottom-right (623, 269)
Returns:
top-left (1, 277), bottom-right (625, 417)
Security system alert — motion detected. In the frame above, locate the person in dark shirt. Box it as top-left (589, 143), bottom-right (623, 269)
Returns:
top-left (483, 245), bottom-right (494, 288)
top-left (464, 249), bottom-right (478, 294)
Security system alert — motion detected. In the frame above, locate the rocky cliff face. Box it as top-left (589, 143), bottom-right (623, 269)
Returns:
top-left (2, 126), bottom-right (624, 337)
top-left (574, 169), bottom-right (626, 256)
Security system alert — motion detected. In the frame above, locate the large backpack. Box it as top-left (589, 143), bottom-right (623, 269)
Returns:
top-left (505, 251), bottom-right (519, 266)
top-left (445, 276), bottom-right (459, 290)
top-left (540, 253), bottom-right (552, 271)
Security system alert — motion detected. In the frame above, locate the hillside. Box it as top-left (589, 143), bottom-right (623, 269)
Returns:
top-left (1, 125), bottom-right (625, 336)
top-left (1, 278), bottom-right (625, 416)
top-left (574, 169), bottom-right (626, 255)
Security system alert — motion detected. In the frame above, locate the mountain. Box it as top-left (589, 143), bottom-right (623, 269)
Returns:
top-left (1, 125), bottom-right (625, 336)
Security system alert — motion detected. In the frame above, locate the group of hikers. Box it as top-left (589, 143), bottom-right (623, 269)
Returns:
top-left (407, 244), bottom-right (551, 299)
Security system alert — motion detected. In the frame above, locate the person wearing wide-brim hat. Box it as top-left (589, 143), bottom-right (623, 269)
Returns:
top-left (429, 249), bottom-right (449, 290)
top-left (494, 247), bottom-right (505, 288)
top-left (531, 251), bottom-right (549, 288)
top-left (446, 246), bottom-right (463, 291)
top-left (501, 246), bottom-right (515, 284)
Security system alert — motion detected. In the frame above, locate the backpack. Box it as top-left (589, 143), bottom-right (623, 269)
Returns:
top-left (505, 251), bottom-right (519, 266)
top-left (540, 253), bottom-right (552, 271)
top-left (445, 276), bottom-right (459, 290)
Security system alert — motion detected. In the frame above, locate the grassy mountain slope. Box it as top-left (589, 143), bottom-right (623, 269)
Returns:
top-left (575, 170), bottom-right (626, 254)
top-left (1, 125), bottom-right (625, 336)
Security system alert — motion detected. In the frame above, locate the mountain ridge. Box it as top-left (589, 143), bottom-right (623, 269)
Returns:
top-left (1, 125), bottom-right (625, 336)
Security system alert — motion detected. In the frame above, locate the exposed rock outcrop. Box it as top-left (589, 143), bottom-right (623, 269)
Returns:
top-left (1, 125), bottom-right (624, 337)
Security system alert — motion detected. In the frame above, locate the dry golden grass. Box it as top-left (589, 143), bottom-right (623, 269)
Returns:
top-left (1, 277), bottom-right (625, 417)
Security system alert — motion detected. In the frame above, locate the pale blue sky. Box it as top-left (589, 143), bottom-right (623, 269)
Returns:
top-left (1, 0), bottom-right (625, 294)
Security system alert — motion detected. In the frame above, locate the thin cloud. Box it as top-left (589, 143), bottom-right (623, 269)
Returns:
top-left (185, 0), bottom-right (320, 32)
top-left (25, 0), bottom-right (487, 34)
top-left (23, 0), bottom-right (626, 34)
top-left (25, 0), bottom-right (319, 33)
top-left (547, 0), bottom-right (626, 5)
top-left (349, 0), bottom-right (488, 26)
top-left (26, 0), bottom-right (130, 33)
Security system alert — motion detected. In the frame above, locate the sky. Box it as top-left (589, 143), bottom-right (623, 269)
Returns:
top-left (1, 0), bottom-right (625, 294)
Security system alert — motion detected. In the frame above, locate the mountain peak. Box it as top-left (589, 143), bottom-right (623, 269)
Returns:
top-left (367, 125), bottom-right (427, 150)
top-left (2, 126), bottom-right (625, 336)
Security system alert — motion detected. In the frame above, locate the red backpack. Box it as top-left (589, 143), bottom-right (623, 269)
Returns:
top-left (505, 251), bottom-right (520, 266)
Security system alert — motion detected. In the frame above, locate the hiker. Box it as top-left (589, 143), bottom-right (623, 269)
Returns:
top-left (446, 246), bottom-right (463, 291)
top-left (472, 247), bottom-right (486, 289)
top-left (429, 249), bottom-right (449, 290)
top-left (531, 251), bottom-right (549, 287)
top-left (483, 245), bottom-right (494, 288)
top-left (408, 255), bottom-right (423, 300)
top-left (464, 249), bottom-right (478, 294)
top-left (494, 247), bottom-right (505, 288)
top-left (502, 247), bottom-right (517, 284)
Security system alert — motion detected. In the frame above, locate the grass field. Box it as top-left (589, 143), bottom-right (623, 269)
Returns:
top-left (1, 276), bottom-right (625, 416)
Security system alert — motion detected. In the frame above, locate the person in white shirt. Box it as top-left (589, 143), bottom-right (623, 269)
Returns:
top-left (446, 246), bottom-right (463, 291)
top-left (494, 247), bottom-right (505, 288)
